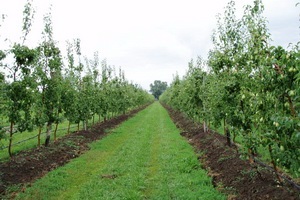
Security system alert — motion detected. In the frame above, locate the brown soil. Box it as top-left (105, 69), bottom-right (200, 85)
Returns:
top-left (1, 103), bottom-right (299, 200)
top-left (163, 104), bottom-right (300, 200)
top-left (0, 105), bottom-right (148, 197)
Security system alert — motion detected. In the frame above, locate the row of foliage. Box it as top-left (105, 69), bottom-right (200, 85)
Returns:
top-left (160, 0), bottom-right (300, 178)
top-left (0, 1), bottom-right (153, 157)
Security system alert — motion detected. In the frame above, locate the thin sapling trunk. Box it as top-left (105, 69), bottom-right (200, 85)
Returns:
top-left (8, 122), bottom-right (14, 157)
top-left (224, 118), bottom-right (231, 147)
top-left (53, 113), bottom-right (59, 141)
top-left (45, 121), bottom-right (52, 147)
top-left (53, 122), bottom-right (58, 142)
top-left (37, 126), bottom-right (42, 148)
top-left (203, 121), bottom-right (207, 133)
top-left (67, 121), bottom-right (70, 134)
top-left (268, 144), bottom-right (282, 183)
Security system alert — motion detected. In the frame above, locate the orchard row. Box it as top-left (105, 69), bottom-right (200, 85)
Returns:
top-left (160, 0), bottom-right (300, 178)
top-left (0, 1), bottom-right (153, 157)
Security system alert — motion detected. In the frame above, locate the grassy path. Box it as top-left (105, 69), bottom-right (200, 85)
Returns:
top-left (16, 102), bottom-right (225, 200)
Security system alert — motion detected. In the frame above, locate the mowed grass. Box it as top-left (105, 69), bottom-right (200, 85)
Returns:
top-left (0, 121), bottom-right (79, 161)
top-left (0, 115), bottom-right (106, 161)
top-left (15, 102), bottom-right (225, 200)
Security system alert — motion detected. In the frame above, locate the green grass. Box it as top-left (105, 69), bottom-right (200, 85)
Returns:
top-left (0, 113), bottom-right (121, 161)
top-left (15, 102), bottom-right (225, 200)
top-left (0, 121), bottom-right (80, 161)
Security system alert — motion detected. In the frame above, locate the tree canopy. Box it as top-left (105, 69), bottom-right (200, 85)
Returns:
top-left (150, 80), bottom-right (167, 99)
top-left (160, 0), bottom-right (300, 178)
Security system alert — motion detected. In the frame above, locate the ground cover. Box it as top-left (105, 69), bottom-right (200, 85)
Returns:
top-left (0, 105), bottom-right (147, 198)
top-left (163, 104), bottom-right (300, 200)
top-left (0, 120), bottom-right (79, 161)
top-left (12, 102), bottom-right (225, 199)
top-left (3, 101), bottom-right (296, 199)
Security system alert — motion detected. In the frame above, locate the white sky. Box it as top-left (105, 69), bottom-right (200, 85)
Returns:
top-left (0, 0), bottom-right (299, 91)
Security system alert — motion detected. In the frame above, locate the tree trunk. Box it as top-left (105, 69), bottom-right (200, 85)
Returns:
top-left (84, 119), bottom-right (88, 131)
top-left (37, 126), bottom-right (42, 148)
top-left (248, 148), bottom-right (254, 164)
top-left (53, 122), bottom-right (59, 142)
top-left (269, 144), bottom-right (282, 183)
top-left (286, 95), bottom-right (296, 117)
top-left (54, 112), bottom-right (59, 141)
top-left (67, 121), bottom-right (70, 134)
top-left (8, 122), bottom-right (14, 158)
top-left (45, 121), bottom-right (52, 147)
top-left (203, 121), bottom-right (208, 133)
top-left (224, 118), bottom-right (231, 146)
top-left (77, 122), bottom-right (80, 132)
top-left (225, 128), bottom-right (231, 147)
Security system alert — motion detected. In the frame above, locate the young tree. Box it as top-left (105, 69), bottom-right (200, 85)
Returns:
top-left (4, 0), bottom-right (37, 156)
top-left (208, 0), bottom-right (245, 146)
top-left (35, 8), bottom-right (63, 147)
top-left (61, 41), bottom-right (80, 133)
top-left (0, 14), bottom-right (6, 141)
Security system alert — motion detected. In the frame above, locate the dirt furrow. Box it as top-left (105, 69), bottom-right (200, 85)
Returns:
top-left (163, 103), bottom-right (299, 200)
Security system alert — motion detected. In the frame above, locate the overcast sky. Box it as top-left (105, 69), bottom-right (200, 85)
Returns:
top-left (0, 0), bottom-right (299, 90)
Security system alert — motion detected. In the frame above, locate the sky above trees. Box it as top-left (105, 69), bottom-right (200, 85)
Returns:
top-left (0, 0), bottom-right (299, 90)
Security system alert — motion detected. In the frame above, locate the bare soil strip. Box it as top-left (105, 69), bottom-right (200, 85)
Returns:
top-left (163, 103), bottom-right (300, 200)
